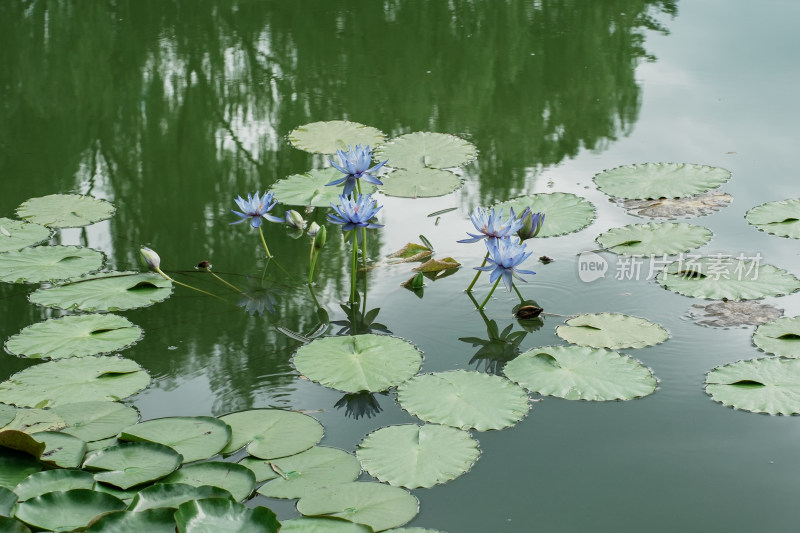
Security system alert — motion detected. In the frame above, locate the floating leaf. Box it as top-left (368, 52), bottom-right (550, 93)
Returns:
top-left (160, 461), bottom-right (256, 502)
top-left (174, 498), bottom-right (280, 533)
top-left (0, 356), bottom-right (151, 408)
top-left (705, 358), bottom-right (800, 415)
top-left (753, 317), bottom-right (800, 357)
top-left (555, 313), bottom-right (668, 349)
top-left (120, 416), bottom-right (231, 463)
top-left (0, 218), bottom-right (50, 253)
top-left (0, 405), bottom-right (14, 428)
top-left (413, 257), bottom-right (460, 273)
top-left (83, 442), bottom-right (182, 489)
top-left (617, 191), bottom-right (732, 219)
top-left (494, 192), bottom-right (595, 237)
top-left (0, 486), bottom-right (16, 517)
top-left (237, 457), bottom-right (280, 483)
top-left (0, 448), bottom-right (41, 489)
top-left (745, 198), bottom-right (800, 239)
top-left (292, 334), bottom-right (423, 393)
top-left (6, 314), bottom-right (143, 360)
top-left (34, 431), bottom-right (86, 468)
top-left (596, 222), bottom-right (712, 256)
top-left (0, 430), bottom-right (45, 457)
top-left (397, 370), bottom-right (529, 431)
top-left (53, 401), bottom-right (139, 443)
top-left (387, 243), bottom-right (433, 263)
top-left (688, 300), bottom-right (783, 328)
top-left (16, 194), bottom-right (116, 228)
top-left (14, 489), bottom-right (125, 530)
top-left (1, 408), bottom-right (65, 434)
top-left (356, 424), bottom-right (480, 489)
top-left (256, 446), bottom-right (361, 499)
top-left (91, 481), bottom-right (140, 501)
top-left (86, 437), bottom-right (119, 453)
top-left (128, 482), bottom-right (234, 511)
top-left (503, 345), bottom-right (657, 401)
top-left (270, 168), bottom-right (378, 208)
top-left (85, 508), bottom-right (177, 533)
top-left (387, 529), bottom-right (445, 533)
top-left (594, 163), bottom-right (731, 199)
top-left (281, 517), bottom-right (374, 532)
top-left (289, 121), bottom-right (385, 154)
top-left (375, 132), bottom-right (477, 170)
top-left (0, 517), bottom-right (30, 533)
top-left (219, 409), bottom-right (323, 459)
top-left (0, 245), bottom-right (104, 284)
top-left (379, 168), bottom-right (462, 198)
top-left (29, 271), bottom-right (173, 312)
top-left (297, 482), bottom-right (419, 532)
top-left (13, 469), bottom-right (95, 501)
top-left (656, 257), bottom-right (800, 300)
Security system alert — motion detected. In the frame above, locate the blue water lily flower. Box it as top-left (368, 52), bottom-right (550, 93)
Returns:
top-left (231, 191), bottom-right (283, 229)
top-left (458, 207), bottom-right (524, 245)
top-left (327, 145), bottom-right (387, 196)
top-left (328, 193), bottom-right (384, 242)
top-left (516, 207), bottom-right (546, 241)
top-left (476, 238), bottom-right (536, 291)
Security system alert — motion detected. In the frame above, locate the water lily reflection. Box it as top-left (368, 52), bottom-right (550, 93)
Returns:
top-left (237, 285), bottom-right (281, 316)
top-left (334, 391), bottom-right (387, 419)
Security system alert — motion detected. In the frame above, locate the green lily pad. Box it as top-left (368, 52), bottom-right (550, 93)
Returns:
top-left (0, 486), bottom-right (16, 517)
top-left (83, 442), bottom-right (182, 489)
top-left (160, 461), bottom-right (256, 502)
top-left (705, 358), bottom-right (800, 415)
top-left (356, 424), bottom-right (480, 489)
top-left (53, 401), bottom-right (139, 442)
top-left (297, 482), bottom-right (418, 532)
top-left (270, 168), bottom-right (378, 208)
top-left (503, 345), bottom-right (657, 401)
top-left (128, 482), bottom-right (234, 511)
top-left (29, 271), bottom-right (173, 312)
top-left (1, 408), bottom-right (65, 433)
top-left (175, 498), bottom-right (280, 533)
top-left (16, 194), bottom-right (116, 228)
top-left (493, 192), bottom-right (596, 237)
top-left (379, 168), bottom-right (463, 198)
top-left (0, 516), bottom-right (31, 533)
top-left (34, 431), bottom-right (86, 468)
top-left (0, 245), bottom-right (104, 284)
top-left (120, 416), bottom-right (231, 463)
top-left (281, 517), bottom-right (374, 533)
top-left (0, 355), bottom-right (151, 408)
top-left (13, 469), bottom-right (95, 501)
top-left (656, 257), bottom-right (800, 300)
top-left (289, 120), bottom-right (386, 154)
top-left (86, 437), bottom-right (119, 453)
top-left (85, 508), bottom-right (177, 533)
top-left (256, 446), bottom-right (361, 499)
top-left (595, 222), bottom-right (712, 256)
top-left (0, 448), bottom-right (41, 489)
top-left (237, 457), bottom-right (280, 483)
top-left (0, 430), bottom-right (45, 457)
top-left (374, 132), bottom-right (477, 170)
top-left (219, 409), bottom-right (323, 459)
top-left (753, 317), bottom-right (800, 357)
top-left (387, 529), bottom-right (445, 533)
top-left (0, 218), bottom-right (51, 253)
top-left (6, 314), bottom-right (143, 360)
top-left (292, 334), bottom-right (423, 393)
top-left (555, 313), bottom-right (669, 349)
top-left (92, 481), bottom-right (141, 501)
top-left (14, 488), bottom-right (126, 531)
top-left (618, 191), bottom-right (732, 219)
top-left (745, 198), bottom-right (800, 239)
top-left (0, 405), bottom-right (14, 429)
top-left (396, 370), bottom-right (530, 431)
top-left (688, 300), bottom-right (784, 328)
top-left (594, 163), bottom-right (731, 200)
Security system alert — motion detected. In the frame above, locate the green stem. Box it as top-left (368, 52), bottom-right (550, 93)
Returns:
top-left (155, 267), bottom-right (227, 302)
top-left (466, 253), bottom-right (489, 292)
top-left (350, 238), bottom-right (358, 304)
top-left (512, 282), bottom-right (524, 302)
top-left (361, 228), bottom-right (367, 268)
top-left (258, 226), bottom-right (272, 258)
top-left (479, 278), bottom-right (502, 310)
top-left (205, 268), bottom-right (246, 295)
top-left (308, 249), bottom-right (319, 285)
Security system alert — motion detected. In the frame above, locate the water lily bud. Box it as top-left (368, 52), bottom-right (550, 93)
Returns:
top-left (308, 221), bottom-right (321, 238)
top-left (140, 247), bottom-right (161, 270)
top-left (314, 225), bottom-right (327, 251)
top-left (517, 209), bottom-right (545, 241)
top-left (285, 210), bottom-right (306, 230)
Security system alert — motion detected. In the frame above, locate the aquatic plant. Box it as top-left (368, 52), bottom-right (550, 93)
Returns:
top-left (230, 191), bottom-right (283, 258)
top-left (326, 144), bottom-right (387, 196)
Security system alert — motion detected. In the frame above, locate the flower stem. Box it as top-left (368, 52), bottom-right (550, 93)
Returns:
top-left (350, 238), bottom-right (358, 304)
top-left (204, 267), bottom-right (245, 294)
top-left (479, 278), bottom-right (502, 310)
top-left (154, 267), bottom-right (227, 302)
top-left (258, 226), bottom-right (272, 258)
top-left (308, 249), bottom-right (319, 285)
top-left (512, 282), bottom-right (524, 302)
top-left (467, 253), bottom-right (489, 292)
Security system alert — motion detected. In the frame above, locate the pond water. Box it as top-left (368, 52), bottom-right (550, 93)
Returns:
top-left (2, 0), bottom-right (800, 531)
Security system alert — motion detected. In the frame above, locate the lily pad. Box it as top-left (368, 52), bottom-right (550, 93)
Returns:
top-left (128, 482), bottom-right (234, 511)
top-left (0, 218), bottom-right (51, 253)
top-left (494, 192), bottom-right (595, 237)
top-left (174, 498), bottom-right (280, 533)
top-left (16, 194), bottom-right (116, 228)
top-left (356, 424), bottom-right (480, 489)
top-left (656, 257), bottom-right (800, 300)
top-left (289, 120), bottom-right (385, 154)
top-left (0, 430), bottom-right (45, 457)
top-left (34, 431), bottom-right (87, 468)
top-left (160, 461), bottom-right (256, 502)
top-left (0, 356), bottom-right (151, 408)
top-left (83, 442), bottom-right (182, 489)
top-left (0, 405), bottom-right (14, 428)
top-left (705, 358), bottom-right (800, 415)
top-left (374, 132), bottom-right (477, 170)
top-left (219, 409), bottom-right (323, 459)
top-left (0, 517), bottom-right (30, 533)
top-left (413, 257), bottom-right (460, 273)
top-left (29, 271), bottom-right (173, 312)
top-left (281, 517), bottom-right (374, 533)
top-left (0, 448), bottom-right (41, 490)
top-left (293, 334), bottom-right (423, 394)
top-left (14, 489), bottom-right (126, 531)
top-left (396, 370), bottom-right (530, 431)
top-left (688, 300), bottom-right (783, 328)
top-left (237, 457), bottom-right (280, 483)
top-left (555, 313), bottom-right (669, 349)
top-left (270, 168), bottom-right (378, 208)
top-left (0, 245), bottom-right (104, 284)
top-left (1, 408), bottom-right (65, 433)
top-left (387, 243), bottom-right (433, 263)
top-left (6, 314), bottom-right (143, 360)
top-left (379, 168), bottom-right (463, 198)
top-left (13, 469), bottom-right (95, 501)
top-left (503, 345), bottom-right (657, 401)
top-left (745, 198), bottom-right (800, 239)
top-left (120, 416), bottom-right (231, 463)
top-left (617, 191), bottom-right (732, 219)
top-left (91, 481), bottom-right (141, 501)
top-left (595, 222), bottom-right (712, 256)
top-left (753, 317), bottom-right (800, 357)
top-left (0, 486), bottom-right (16, 516)
top-left (53, 401), bottom-right (140, 443)
top-left (297, 482), bottom-right (419, 532)
top-left (594, 163), bottom-right (731, 200)
top-left (256, 446), bottom-right (361, 499)
top-left (85, 508), bottom-right (177, 533)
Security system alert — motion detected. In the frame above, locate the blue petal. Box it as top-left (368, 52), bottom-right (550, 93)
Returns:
top-left (326, 176), bottom-right (348, 187)
top-left (250, 217), bottom-right (263, 229)
top-left (361, 174), bottom-right (383, 186)
top-left (501, 270), bottom-right (513, 291)
top-left (263, 214), bottom-right (284, 223)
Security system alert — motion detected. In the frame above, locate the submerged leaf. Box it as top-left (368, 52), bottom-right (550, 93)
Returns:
top-left (16, 194), bottom-right (116, 228)
top-left (745, 198), bottom-right (800, 239)
top-left (688, 300), bottom-right (783, 328)
top-left (616, 191), bottom-right (732, 219)
top-left (594, 163), bottom-right (731, 200)
top-left (705, 358), bottom-right (800, 415)
top-left (289, 120), bottom-right (385, 154)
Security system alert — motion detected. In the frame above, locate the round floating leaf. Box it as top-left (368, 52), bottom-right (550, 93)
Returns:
top-left (119, 416), bottom-right (231, 463)
top-left (13, 469), bottom-right (95, 501)
top-left (29, 271), bottom-right (173, 312)
top-left (270, 168), bottom-right (377, 208)
top-left (494, 192), bottom-right (596, 237)
top-left (0, 355), bottom-right (151, 408)
top-left (0, 430), bottom-right (45, 457)
top-left (379, 168), bottom-right (462, 198)
top-left (0, 516), bottom-right (31, 533)
top-left (281, 517), bottom-right (374, 533)
top-left (374, 132), bottom-right (477, 170)
top-left (256, 446), bottom-right (361, 499)
top-left (92, 481), bottom-right (140, 501)
top-left (175, 498), bottom-right (280, 533)
top-left (0, 448), bottom-right (41, 489)
top-left (504, 345), bottom-right (657, 401)
top-left (656, 257), bottom-right (800, 300)
top-left (83, 442), bottom-right (182, 490)
top-left (219, 409), bottom-right (323, 459)
top-left (160, 461), bottom-right (256, 502)
top-left (86, 437), bottom-right (119, 453)
top-left (356, 424), bottom-right (480, 489)
top-left (297, 482), bottom-right (418, 532)
top-left (6, 314), bottom-right (143, 360)
top-left (85, 508), bottom-right (177, 533)
top-left (0, 245), bottom-right (104, 284)
top-left (596, 222), bottom-right (712, 256)
top-left (688, 300), bottom-right (783, 328)
top-left (0, 486), bottom-right (16, 516)
top-left (618, 191), bottom-right (732, 219)
top-left (745, 198), bottom-right (800, 239)
top-left (289, 121), bottom-right (385, 154)
top-left (555, 313), bottom-right (669, 349)
top-left (594, 163), bottom-right (731, 200)
top-left (388, 529), bottom-right (445, 533)
top-left (2, 408), bottom-right (65, 433)
top-left (753, 317), bottom-right (800, 357)
top-left (14, 489), bottom-right (126, 531)
top-left (237, 457), bottom-right (280, 483)
top-left (396, 370), bottom-right (530, 431)
top-left (0, 405), bottom-right (14, 428)
top-left (53, 401), bottom-right (140, 443)
top-left (34, 431), bottom-right (86, 468)
top-left (17, 194), bottom-right (115, 228)
top-left (705, 358), bottom-right (800, 415)
top-left (128, 482), bottom-right (234, 512)
top-left (292, 334), bottom-right (423, 394)
top-left (0, 218), bottom-right (50, 253)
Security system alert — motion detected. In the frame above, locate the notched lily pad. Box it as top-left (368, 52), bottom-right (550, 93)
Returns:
top-left (219, 408), bottom-right (323, 459)
top-left (596, 222), bottom-right (712, 256)
top-left (594, 163), bottom-right (731, 200)
top-left (174, 498), bottom-right (280, 533)
top-left (705, 357), bottom-right (800, 415)
top-left (280, 517), bottom-right (375, 532)
top-left (374, 132), bottom-right (477, 170)
top-left (289, 120), bottom-right (385, 154)
top-left (494, 192), bottom-right (595, 237)
top-left (83, 441), bottom-right (182, 489)
top-left (13, 469), bottom-right (95, 501)
top-left (379, 168), bottom-right (463, 198)
top-left (556, 313), bottom-right (668, 349)
top-left (256, 446), bottom-right (361, 499)
top-left (128, 482), bottom-right (234, 511)
top-left (53, 401), bottom-right (139, 443)
top-left (0, 218), bottom-right (51, 253)
top-left (616, 191), bottom-right (732, 219)
top-left (745, 198), bottom-right (800, 239)
top-left (1, 407), bottom-right (65, 434)
top-left (0, 245), bottom-right (104, 284)
top-left (119, 415), bottom-right (232, 463)
top-left (17, 194), bottom-right (116, 228)
top-left (753, 317), bottom-right (800, 357)
top-left (34, 430), bottom-right (87, 468)
top-left (688, 300), bottom-right (783, 328)
top-left (270, 168), bottom-right (377, 208)
top-left (14, 488), bottom-right (126, 531)
top-left (160, 461), bottom-right (256, 501)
